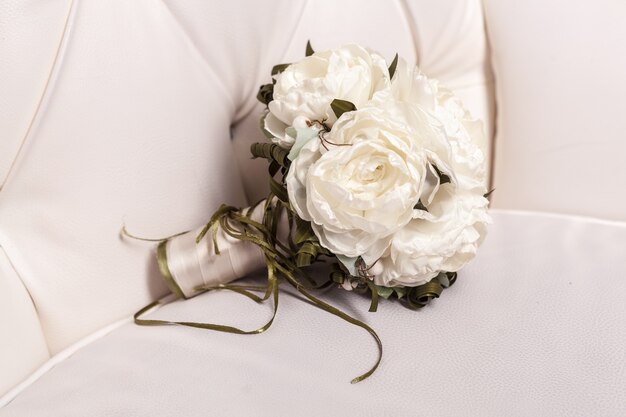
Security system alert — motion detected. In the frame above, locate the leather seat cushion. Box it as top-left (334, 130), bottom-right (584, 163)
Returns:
top-left (1, 210), bottom-right (624, 416)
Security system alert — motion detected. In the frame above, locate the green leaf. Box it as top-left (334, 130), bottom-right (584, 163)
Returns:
top-left (406, 280), bottom-right (443, 309)
top-left (374, 285), bottom-right (394, 300)
top-left (331, 270), bottom-right (346, 284)
top-left (268, 161), bottom-right (280, 177)
top-left (446, 271), bottom-right (458, 286)
top-left (287, 127), bottom-right (319, 161)
top-left (256, 83), bottom-right (274, 105)
top-left (336, 254), bottom-right (358, 276)
top-left (269, 177), bottom-right (288, 203)
top-left (368, 283), bottom-right (380, 312)
top-left (294, 217), bottom-right (316, 245)
top-left (305, 40), bottom-right (314, 57)
top-left (435, 272), bottom-right (450, 288)
top-left (330, 262), bottom-right (348, 284)
top-left (259, 114), bottom-right (275, 139)
top-left (432, 164), bottom-right (451, 185)
top-left (413, 200), bottom-right (429, 212)
top-left (296, 242), bottom-right (320, 267)
top-left (393, 287), bottom-right (407, 299)
top-left (330, 99), bottom-right (357, 119)
top-left (284, 126), bottom-right (297, 139)
top-left (250, 143), bottom-right (290, 168)
top-left (271, 63), bottom-right (291, 78)
top-left (388, 53), bottom-right (398, 79)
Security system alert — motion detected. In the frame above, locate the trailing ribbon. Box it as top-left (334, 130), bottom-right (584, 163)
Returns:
top-left (131, 197), bottom-right (384, 383)
top-left (129, 142), bottom-right (458, 384)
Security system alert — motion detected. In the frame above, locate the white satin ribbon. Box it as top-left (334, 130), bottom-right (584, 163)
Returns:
top-left (165, 203), bottom-right (270, 298)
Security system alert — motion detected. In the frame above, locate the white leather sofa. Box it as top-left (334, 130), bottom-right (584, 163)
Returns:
top-left (1, 0), bottom-right (625, 415)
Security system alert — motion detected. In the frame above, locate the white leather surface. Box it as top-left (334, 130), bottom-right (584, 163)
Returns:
top-left (2, 211), bottom-right (625, 416)
top-left (0, 0), bottom-right (70, 393)
top-left (0, 249), bottom-right (49, 396)
top-left (227, 0), bottom-right (494, 202)
top-left (485, 0), bottom-right (626, 220)
top-left (0, 0), bottom-right (250, 360)
top-left (0, 0), bottom-right (493, 395)
top-left (0, 0), bottom-right (72, 182)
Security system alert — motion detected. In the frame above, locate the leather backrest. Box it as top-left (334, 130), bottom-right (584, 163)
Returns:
top-left (485, 0), bottom-right (626, 220)
top-left (0, 0), bottom-right (493, 395)
top-left (0, 0), bottom-right (73, 395)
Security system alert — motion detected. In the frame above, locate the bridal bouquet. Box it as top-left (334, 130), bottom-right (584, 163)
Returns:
top-left (133, 42), bottom-right (491, 383)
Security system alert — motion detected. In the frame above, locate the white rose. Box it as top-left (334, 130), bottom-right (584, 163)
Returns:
top-left (371, 58), bottom-right (491, 287)
top-left (265, 44), bottom-right (390, 149)
top-left (376, 188), bottom-right (490, 287)
top-left (383, 57), bottom-right (487, 187)
top-left (286, 107), bottom-right (431, 266)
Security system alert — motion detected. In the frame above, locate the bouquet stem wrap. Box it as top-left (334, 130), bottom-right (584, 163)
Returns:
top-left (159, 203), bottom-right (269, 299)
top-left (134, 198), bottom-right (384, 383)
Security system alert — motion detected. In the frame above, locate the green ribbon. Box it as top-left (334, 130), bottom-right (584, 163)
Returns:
top-left (133, 198), bottom-right (387, 384)
top-left (134, 274), bottom-right (279, 335)
top-left (156, 240), bottom-right (186, 300)
top-left (132, 144), bottom-right (458, 384)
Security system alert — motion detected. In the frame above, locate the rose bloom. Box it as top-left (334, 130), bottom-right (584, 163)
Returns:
top-left (265, 44), bottom-right (390, 149)
top-left (373, 58), bottom-right (491, 287)
top-left (286, 107), bottom-right (432, 267)
top-left (286, 55), bottom-right (490, 288)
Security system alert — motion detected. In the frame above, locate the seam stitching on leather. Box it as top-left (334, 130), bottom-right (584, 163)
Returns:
top-left (159, 0), bottom-right (237, 117)
top-left (0, 0), bottom-right (76, 193)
